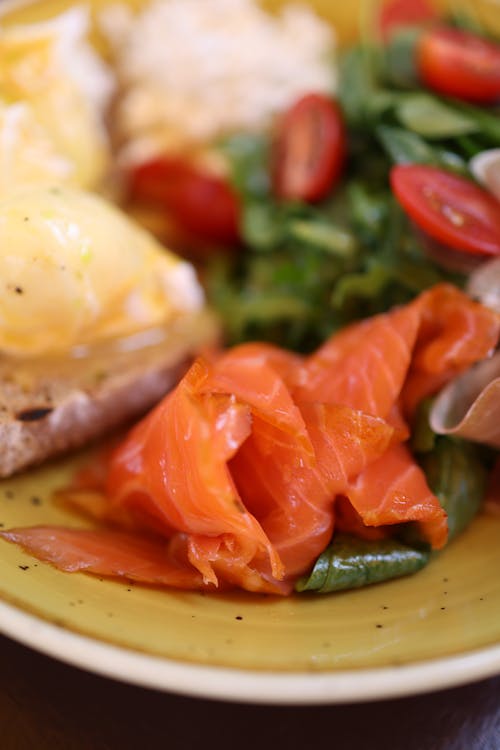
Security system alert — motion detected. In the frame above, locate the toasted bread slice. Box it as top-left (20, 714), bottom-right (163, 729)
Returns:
top-left (0, 309), bottom-right (218, 477)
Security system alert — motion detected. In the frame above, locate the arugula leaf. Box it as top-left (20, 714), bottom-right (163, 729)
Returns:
top-left (338, 47), bottom-right (394, 128)
top-left (218, 132), bottom-right (271, 199)
top-left (348, 182), bottom-right (389, 239)
top-left (376, 124), bottom-right (468, 174)
top-left (376, 124), bottom-right (437, 164)
top-left (286, 219), bottom-right (358, 258)
top-left (383, 27), bottom-right (421, 89)
top-left (453, 102), bottom-right (500, 144)
top-left (296, 535), bottom-right (430, 593)
top-left (240, 201), bottom-right (282, 251)
top-left (395, 93), bottom-right (479, 138)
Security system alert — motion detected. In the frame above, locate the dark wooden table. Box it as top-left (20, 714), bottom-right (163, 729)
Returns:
top-left (0, 633), bottom-right (498, 750)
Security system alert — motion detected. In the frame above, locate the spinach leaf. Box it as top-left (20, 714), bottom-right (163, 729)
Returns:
top-left (286, 219), bottom-right (358, 258)
top-left (376, 124), bottom-right (437, 164)
top-left (240, 201), bottom-right (282, 251)
top-left (395, 93), bottom-right (479, 138)
top-left (219, 132), bottom-right (271, 199)
top-left (338, 47), bottom-right (394, 129)
top-left (453, 102), bottom-right (500, 144)
top-left (296, 535), bottom-right (430, 593)
top-left (383, 27), bottom-right (420, 88)
top-left (376, 125), bottom-right (468, 174)
top-left (419, 438), bottom-right (489, 541)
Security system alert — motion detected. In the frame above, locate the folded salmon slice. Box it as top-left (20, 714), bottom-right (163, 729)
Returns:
top-left (345, 443), bottom-right (448, 549)
top-left (403, 285), bottom-right (500, 415)
top-left (232, 402), bottom-right (395, 577)
top-left (294, 302), bottom-right (422, 418)
top-left (296, 284), bottom-right (500, 420)
top-left (106, 358), bottom-right (284, 587)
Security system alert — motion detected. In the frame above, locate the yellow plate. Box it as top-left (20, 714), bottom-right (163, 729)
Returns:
top-left (0, 0), bottom-right (500, 704)
top-left (0, 453), bottom-right (499, 703)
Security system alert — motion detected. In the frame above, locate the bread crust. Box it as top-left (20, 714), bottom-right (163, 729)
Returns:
top-left (0, 310), bottom-right (218, 477)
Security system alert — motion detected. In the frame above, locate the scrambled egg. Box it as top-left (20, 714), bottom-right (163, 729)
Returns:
top-left (0, 7), bottom-right (113, 192)
top-left (0, 186), bottom-right (204, 356)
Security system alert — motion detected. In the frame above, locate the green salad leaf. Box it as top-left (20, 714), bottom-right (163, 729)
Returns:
top-left (395, 93), bottom-right (480, 138)
top-left (376, 124), bottom-right (468, 174)
top-left (383, 27), bottom-right (421, 89)
top-left (296, 535), bottom-right (430, 593)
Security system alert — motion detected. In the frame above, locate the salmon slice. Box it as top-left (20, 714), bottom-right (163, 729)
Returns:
top-left (345, 443), bottom-right (448, 549)
top-left (294, 303), bottom-right (422, 417)
top-left (200, 344), bottom-right (314, 458)
top-left (0, 526), bottom-right (206, 589)
top-left (403, 285), bottom-right (500, 414)
top-left (106, 358), bottom-right (284, 587)
top-left (295, 284), bottom-right (500, 420)
top-left (232, 403), bottom-right (395, 577)
top-left (334, 496), bottom-right (391, 541)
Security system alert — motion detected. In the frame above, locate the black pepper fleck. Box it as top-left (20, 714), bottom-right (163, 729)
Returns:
top-left (0, 523), bottom-right (4, 528)
top-left (375, 624), bottom-right (383, 629)
top-left (480, 597), bottom-right (484, 601)
top-left (4, 490), bottom-right (13, 499)
top-left (235, 615), bottom-right (243, 621)
top-left (18, 565), bottom-right (29, 571)
top-left (443, 577), bottom-right (449, 583)
top-left (23, 217), bottom-right (29, 222)
top-left (441, 607), bottom-right (446, 611)
top-left (382, 605), bottom-right (389, 610)
top-left (16, 407), bottom-right (53, 422)
top-left (30, 496), bottom-right (42, 506)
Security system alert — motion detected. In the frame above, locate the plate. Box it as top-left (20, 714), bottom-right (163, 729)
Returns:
top-left (0, 453), bottom-right (499, 703)
top-left (0, 0), bottom-right (500, 706)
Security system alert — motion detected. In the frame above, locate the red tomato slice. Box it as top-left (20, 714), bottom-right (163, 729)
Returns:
top-left (129, 157), bottom-right (240, 245)
top-left (379, 0), bottom-right (436, 40)
top-left (391, 164), bottom-right (500, 257)
top-left (417, 27), bottom-right (500, 103)
top-left (272, 93), bottom-right (346, 203)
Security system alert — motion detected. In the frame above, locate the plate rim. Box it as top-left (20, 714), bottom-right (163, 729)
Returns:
top-left (0, 597), bottom-right (499, 704)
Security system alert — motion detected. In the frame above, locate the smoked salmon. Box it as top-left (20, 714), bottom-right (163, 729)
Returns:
top-left (2, 284), bottom-right (499, 595)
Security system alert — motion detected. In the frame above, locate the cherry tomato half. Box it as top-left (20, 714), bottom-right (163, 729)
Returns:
top-left (379, 0), bottom-right (436, 40)
top-left (391, 164), bottom-right (500, 257)
top-left (272, 93), bottom-right (346, 203)
top-left (417, 27), bottom-right (500, 104)
top-left (129, 157), bottom-right (240, 246)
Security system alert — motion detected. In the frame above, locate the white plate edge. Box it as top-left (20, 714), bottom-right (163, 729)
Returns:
top-left (0, 597), bottom-right (499, 704)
